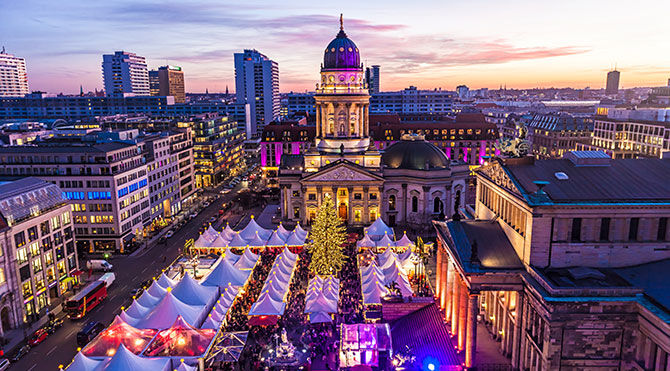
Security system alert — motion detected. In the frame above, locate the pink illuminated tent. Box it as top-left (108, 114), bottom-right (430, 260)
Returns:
top-left (81, 315), bottom-right (157, 357)
top-left (142, 316), bottom-right (217, 358)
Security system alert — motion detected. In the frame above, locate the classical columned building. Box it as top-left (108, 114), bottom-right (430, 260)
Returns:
top-left (434, 151), bottom-right (670, 370)
top-left (278, 19), bottom-right (468, 227)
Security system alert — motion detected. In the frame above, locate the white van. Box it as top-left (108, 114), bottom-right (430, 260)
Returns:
top-left (98, 272), bottom-right (116, 287)
top-left (0, 358), bottom-right (10, 371)
top-left (86, 260), bottom-right (113, 272)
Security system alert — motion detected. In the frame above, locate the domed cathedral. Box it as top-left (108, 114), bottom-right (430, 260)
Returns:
top-left (279, 16), bottom-right (468, 228)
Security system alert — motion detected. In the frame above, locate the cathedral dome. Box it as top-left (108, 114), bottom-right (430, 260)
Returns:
top-left (382, 134), bottom-right (450, 170)
top-left (323, 16), bottom-right (361, 70)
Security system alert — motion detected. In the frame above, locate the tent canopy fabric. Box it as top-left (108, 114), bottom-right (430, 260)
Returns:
top-left (248, 292), bottom-right (285, 316)
top-left (134, 292), bottom-right (205, 330)
top-left (201, 256), bottom-right (250, 288)
top-left (136, 290), bottom-right (161, 309)
top-left (156, 273), bottom-right (177, 289)
top-left (276, 223), bottom-right (291, 240)
top-left (221, 224), bottom-right (236, 240)
top-left (146, 281), bottom-right (167, 298)
top-left (238, 218), bottom-right (272, 241)
top-left (285, 231), bottom-right (305, 246)
top-left (143, 316), bottom-right (217, 357)
top-left (246, 232), bottom-right (267, 247)
top-left (172, 273), bottom-right (218, 307)
top-left (309, 311), bottom-right (333, 324)
top-left (227, 232), bottom-right (248, 248)
top-left (305, 292), bottom-right (337, 313)
top-left (364, 218), bottom-right (394, 241)
top-left (266, 231), bottom-right (286, 246)
top-left (81, 315), bottom-right (157, 357)
top-left (293, 223), bottom-right (308, 240)
top-left (124, 299), bottom-right (151, 319)
top-left (200, 315), bottom-right (222, 330)
top-left (100, 344), bottom-right (170, 371)
top-left (395, 232), bottom-right (415, 249)
top-left (209, 234), bottom-right (230, 248)
top-left (65, 352), bottom-right (104, 371)
top-left (376, 234), bottom-right (395, 248)
top-left (356, 234), bottom-right (375, 248)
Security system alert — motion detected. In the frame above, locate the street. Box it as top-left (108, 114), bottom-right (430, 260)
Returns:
top-left (9, 186), bottom-right (247, 370)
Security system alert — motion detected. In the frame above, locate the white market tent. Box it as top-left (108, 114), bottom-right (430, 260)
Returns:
top-left (266, 231), bottom-right (287, 246)
top-left (146, 281), bottom-right (167, 298)
top-left (193, 219), bottom-right (307, 251)
top-left (362, 284), bottom-right (389, 305)
top-left (276, 223), bottom-right (291, 240)
top-left (248, 291), bottom-right (285, 316)
top-left (200, 256), bottom-right (250, 288)
top-left (309, 311), bottom-right (333, 324)
top-left (356, 234), bottom-right (375, 248)
top-left (65, 351), bottom-right (104, 371)
top-left (376, 233), bottom-right (395, 248)
top-left (134, 291), bottom-right (206, 330)
top-left (172, 273), bottom-right (218, 307)
top-left (238, 217), bottom-right (272, 241)
top-left (136, 290), bottom-right (161, 308)
top-left (395, 232), bottom-right (415, 249)
top-left (124, 299), bottom-right (151, 319)
top-left (365, 218), bottom-right (394, 241)
top-left (155, 272), bottom-right (177, 289)
top-left (99, 344), bottom-right (170, 371)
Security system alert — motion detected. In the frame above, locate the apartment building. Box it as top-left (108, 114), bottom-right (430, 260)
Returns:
top-left (525, 113), bottom-right (593, 158)
top-left (192, 114), bottom-right (244, 188)
top-left (0, 178), bottom-right (78, 334)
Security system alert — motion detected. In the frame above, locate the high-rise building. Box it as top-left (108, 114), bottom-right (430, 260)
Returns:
top-left (234, 49), bottom-right (279, 137)
top-left (365, 65), bottom-right (380, 94)
top-left (102, 51), bottom-right (150, 96)
top-left (157, 65), bottom-right (185, 103)
top-left (148, 70), bottom-right (160, 96)
top-left (605, 69), bottom-right (620, 94)
top-left (0, 48), bottom-right (29, 97)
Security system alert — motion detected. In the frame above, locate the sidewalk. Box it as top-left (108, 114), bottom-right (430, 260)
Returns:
top-left (2, 298), bottom-right (65, 356)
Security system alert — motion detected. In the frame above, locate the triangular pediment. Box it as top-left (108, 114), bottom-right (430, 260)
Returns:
top-left (478, 161), bottom-right (523, 197)
top-left (302, 161), bottom-right (384, 183)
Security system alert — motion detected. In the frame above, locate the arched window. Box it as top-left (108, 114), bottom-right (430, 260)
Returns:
top-left (412, 196), bottom-right (418, 213)
top-left (389, 195), bottom-right (396, 211)
top-left (434, 198), bottom-right (443, 213)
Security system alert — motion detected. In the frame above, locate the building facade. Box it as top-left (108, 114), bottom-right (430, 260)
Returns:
top-left (192, 114), bottom-right (245, 188)
top-left (280, 92), bottom-right (316, 117)
top-left (525, 113), bottom-right (593, 159)
top-left (102, 51), bottom-right (150, 96)
top-left (157, 65), bottom-right (185, 103)
top-left (234, 49), bottom-right (280, 137)
top-left (370, 86), bottom-right (454, 114)
top-left (365, 65), bottom-right (380, 95)
top-left (0, 178), bottom-right (78, 335)
top-left (0, 141), bottom-right (150, 253)
top-left (433, 151), bottom-right (670, 369)
top-left (278, 20), bottom-right (468, 228)
top-left (0, 49), bottom-right (29, 97)
top-left (606, 70), bottom-right (620, 95)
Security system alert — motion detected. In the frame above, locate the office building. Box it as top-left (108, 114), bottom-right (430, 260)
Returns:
top-left (192, 114), bottom-right (245, 188)
top-left (606, 69), bottom-right (620, 95)
top-left (149, 70), bottom-right (160, 96)
top-left (0, 139), bottom-right (150, 253)
top-left (102, 51), bottom-right (150, 96)
top-left (157, 65), bottom-right (185, 103)
top-left (0, 48), bottom-right (29, 97)
top-left (234, 49), bottom-right (280, 137)
top-left (280, 92), bottom-right (316, 117)
top-left (370, 86), bottom-right (454, 114)
top-left (434, 151), bottom-right (670, 369)
top-left (365, 65), bottom-right (380, 94)
top-left (0, 178), bottom-right (78, 333)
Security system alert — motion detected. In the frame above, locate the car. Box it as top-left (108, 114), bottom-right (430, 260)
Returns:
top-left (130, 287), bottom-right (143, 297)
top-left (28, 329), bottom-right (48, 347)
top-left (77, 321), bottom-right (105, 347)
top-left (11, 345), bottom-right (29, 363)
top-left (189, 212), bottom-right (198, 219)
top-left (158, 236), bottom-right (167, 244)
top-left (165, 230), bottom-right (174, 238)
top-left (45, 318), bottom-right (64, 334)
top-left (0, 358), bottom-right (10, 370)
top-left (208, 216), bottom-right (217, 223)
top-left (203, 201), bottom-right (210, 207)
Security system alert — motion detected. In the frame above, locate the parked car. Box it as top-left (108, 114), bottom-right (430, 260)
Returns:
top-left (10, 345), bottom-right (29, 363)
top-left (208, 217), bottom-right (217, 223)
top-left (28, 329), bottom-right (48, 346)
top-left (203, 202), bottom-right (210, 207)
top-left (158, 236), bottom-right (167, 244)
top-left (98, 272), bottom-right (116, 288)
top-left (0, 358), bottom-right (10, 370)
top-left (165, 230), bottom-right (174, 238)
top-left (77, 321), bottom-right (105, 347)
top-left (189, 212), bottom-right (198, 219)
top-left (130, 287), bottom-right (143, 297)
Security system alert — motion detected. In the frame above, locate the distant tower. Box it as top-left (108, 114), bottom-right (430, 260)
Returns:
top-left (365, 65), bottom-right (380, 94)
top-left (0, 48), bottom-right (29, 97)
top-left (606, 69), bottom-right (620, 94)
top-left (79, 85), bottom-right (84, 96)
top-left (234, 49), bottom-right (280, 137)
top-left (102, 51), bottom-right (149, 96)
top-left (225, 85), bottom-right (229, 95)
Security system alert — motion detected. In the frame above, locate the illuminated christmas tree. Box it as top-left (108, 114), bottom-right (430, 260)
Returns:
top-left (307, 195), bottom-right (347, 276)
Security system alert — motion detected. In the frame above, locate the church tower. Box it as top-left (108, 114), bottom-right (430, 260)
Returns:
top-left (314, 15), bottom-right (371, 154)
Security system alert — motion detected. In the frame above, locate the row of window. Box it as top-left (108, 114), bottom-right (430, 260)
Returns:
top-left (479, 183), bottom-right (527, 236)
top-left (568, 217), bottom-right (667, 242)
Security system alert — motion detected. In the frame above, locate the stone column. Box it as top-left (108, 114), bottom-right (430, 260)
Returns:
top-left (347, 187), bottom-right (353, 224)
top-left (436, 247), bottom-right (443, 303)
top-left (364, 105), bottom-right (369, 137)
top-left (465, 292), bottom-right (479, 369)
top-left (363, 186), bottom-right (370, 223)
top-left (316, 103), bottom-right (321, 138)
top-left (451, 274), bottom-right (460, 336)
top-left (444, 257), bottom-right (454, 321)
top-left (511, 292), bottom-right (524, 369)
top-left (401, 184), bottom-right (408, 223)
top-left (458, 279), bottom-right (468, 350)
top-left (423, 185), bottom-right (431, 221)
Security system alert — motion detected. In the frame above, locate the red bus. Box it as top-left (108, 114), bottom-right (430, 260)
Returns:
top-left (64, 280), bottom-right (107, 319)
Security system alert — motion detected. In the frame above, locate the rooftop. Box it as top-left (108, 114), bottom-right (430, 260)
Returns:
top-left (0, 177), bottom-right (66, 226)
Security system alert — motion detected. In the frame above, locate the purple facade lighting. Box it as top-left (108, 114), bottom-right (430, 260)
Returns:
top-left (291, 142), bottom-right (300, 155)
top-left (274, 142), bottom-right (282, 166)
top-left (260, 143), bottom-right (267, 167)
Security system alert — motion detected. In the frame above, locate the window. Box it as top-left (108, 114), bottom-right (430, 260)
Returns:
top-left (599, 218), bottom-right (610, 241)
top-left (658, 218), bottom-right (668, 241)
top-left (14, 231), bottom-right (26, 248)
top-left (434, 198), bottom-right (443, 214)
top-left (29, 242), bottom-right (39, 257)
top-left (28, 226), bottom-right (38, 241)
top-left (629, 218), bottom-right (639, 241)
top-left (339, 190), bottom-right (346, 196)
top-left (22, 281), bottom-right (32, 298)
top-left (354, 193), bottom-right (362, 200)
top-left (308, 194), bottom-right (316, 201)
top-left (50, 215), bottom-right (61, 230)
top-left (411, 196), bottom-right (418, 213)
top-left (389, 195), bottom-right (396, 211)
top-left (17, 247), bottom-right (28, 265)
top-left (571, 218), bottom-right (582, 242)
top-left (40, 221), bottom-right (50, 235)
top-left (0, 268), bottom-right (5, 285)
top-left (293, 207), bottom-right (300, 219)
top-left (292, 191), bottom-right (300, 197)
top-left (32, 257), bottom-right (42, 273)
top-left (354, 209), bottom-right (361, 222)
top-left (62, 212), bottom-right (71, 225)
top-left (369, 193), bottom-right (377, 200)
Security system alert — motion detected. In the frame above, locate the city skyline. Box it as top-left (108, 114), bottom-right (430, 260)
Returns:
top-left (2, 0), bottom-right (670, 94)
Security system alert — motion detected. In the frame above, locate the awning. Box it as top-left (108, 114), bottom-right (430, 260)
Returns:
top-left (122, 233), bottom-right (136, 241)
top-left (247, 315), bottom-right (278, 326)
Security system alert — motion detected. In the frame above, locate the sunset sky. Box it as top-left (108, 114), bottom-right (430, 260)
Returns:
top-left (2, 0), bottom-right (669, 94)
